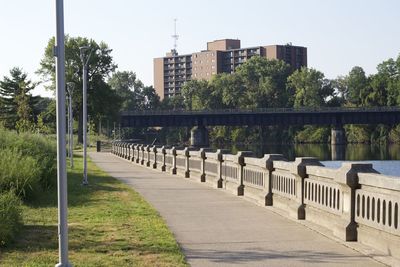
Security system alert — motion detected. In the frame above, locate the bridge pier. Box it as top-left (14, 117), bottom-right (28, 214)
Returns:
top-left (331, 125), bottom-right (346, 145)
top-left (190, 125), bottom-right (209, 148)
top-left (331, 144), bottom-right (346, 160)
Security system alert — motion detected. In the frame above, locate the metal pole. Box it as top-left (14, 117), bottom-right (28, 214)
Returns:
top-left (113, 122), bottom-right (116, 140)
top-left (82, 62), bottom-right (88, 185)
top-left (66, 94), bottom-right (69, 158)
top-left (69, 90), bottom-right (74, 168)
top-left (55, 0), bottom-right (71, 266)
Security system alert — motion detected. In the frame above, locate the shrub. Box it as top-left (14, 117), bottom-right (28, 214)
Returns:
top-left (0, 149), bottom-right (40, 199)
top-left (295, 126), bottom-right (330, 143)
top-left (0, 128), bottom-right (57, 191)
top-left (0, 191), bottom-right (22, 247)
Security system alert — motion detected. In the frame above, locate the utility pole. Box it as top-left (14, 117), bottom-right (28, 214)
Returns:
top-left (113, 122), bottom-right (116, 140)
top-left (80, 46), bottom-right (92, 186)
top-left (54, 0), bottom-right (71, 266)
top-left (66, 82), bottom-right (75, 168)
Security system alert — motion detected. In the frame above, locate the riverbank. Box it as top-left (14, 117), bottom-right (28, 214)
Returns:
top-left (0, 154), bottom-right (187, 267)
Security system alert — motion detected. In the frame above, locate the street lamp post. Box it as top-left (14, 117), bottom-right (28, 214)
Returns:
top-left (54, 0), bottom-right (71, 266)
top-left (80, 46), bottom-right (91, 186)
top-left (66, 82), bottom-right (75, 168)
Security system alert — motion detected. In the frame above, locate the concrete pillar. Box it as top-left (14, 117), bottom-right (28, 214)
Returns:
top-left (161, 146), bottom-right (166, 172)
top-left (199, 148), bottom-right (207, 182)
top-left (237, 151), bottom-right (254, 196)
top-left (145, 145), bottom-right (151, 167)
top-left (216, 149), bottom-right (230, 188)
top-left (131, 144), bottom-right (135, 162)
top-left (171, 147), bottom-right (177, 175)
top-left (333, 163), bottom-right (378, 241)
top-left (331, 125), bottom-right (346, 145)
top-left (152, 146), bottom-right (157, 169)
top-left (290, 157), bottom-right (323, 220)
top-left (184, 147), bottom-right (190, 178)
top-left (190, 125), bottom-right (209, 148)
top-left (261, 154), bottom-right (286, 206)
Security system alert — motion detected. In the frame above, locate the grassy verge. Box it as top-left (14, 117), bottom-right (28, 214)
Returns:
top-left (0, 154), bottom-right (187, 267)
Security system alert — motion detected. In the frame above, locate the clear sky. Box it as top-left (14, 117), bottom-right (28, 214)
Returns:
top-left (0, 0), bottom-right (399, 98)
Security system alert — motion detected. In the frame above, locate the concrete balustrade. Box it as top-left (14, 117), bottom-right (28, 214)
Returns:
top-left (110, 141), bottom-right (400, 259)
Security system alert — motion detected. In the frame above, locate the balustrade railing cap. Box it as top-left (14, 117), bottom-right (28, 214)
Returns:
top-left (216, 149), bottom-right (230, 154)
top-left (294, 157), bottom-right (322, 165)
top-left (358, 172), bottom-right (400, 190)
top-left (335, 162), bottom-right (379, 188)
top-left (236, 151), bottom-right (255, 158)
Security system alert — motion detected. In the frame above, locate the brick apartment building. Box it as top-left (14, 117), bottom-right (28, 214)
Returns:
top-left (154, 39), bottom-right (307, 100)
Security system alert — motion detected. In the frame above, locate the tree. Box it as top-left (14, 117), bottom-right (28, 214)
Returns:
top-left (235, 56), bottom-right (293, 108)
top-left (0, 67), bottom-right (36, 129)
top-left (108, 71), bottom-right (160, 111)
top-left (37, 36), bottom-right (120, 143)
top-left (344, 66), bottom-right (370, 106)
top-left (288, 67), bottom-right (333, 108)
top-left (15, 84), bottom-right (34, 132)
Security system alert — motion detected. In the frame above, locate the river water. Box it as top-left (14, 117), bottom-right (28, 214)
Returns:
top-left (212, 143), bottom-right (400, 178)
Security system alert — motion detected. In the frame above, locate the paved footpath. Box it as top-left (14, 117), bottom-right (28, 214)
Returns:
top-left (89, 152), bottom-right (385, 267)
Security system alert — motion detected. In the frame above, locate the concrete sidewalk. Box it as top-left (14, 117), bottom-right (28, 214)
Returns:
top-left (89, 152), bottom-right (385, 267)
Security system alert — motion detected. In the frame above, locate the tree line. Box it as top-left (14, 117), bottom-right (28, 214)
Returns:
top-left (162, 55), bottom-right (400, 145)
top-left (1, 35), bottom-right (399, 144)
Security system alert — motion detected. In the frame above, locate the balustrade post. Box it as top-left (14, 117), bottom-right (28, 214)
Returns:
top-left (152, 146), bottom-right (157, 169)
top-left (171, 147), bottom-right (177, 175)
top-left (216, 149), bottom-right (227, 188)
top-left (236, 151), bottom-right (254, 196)
top-left (135, 145), bottom-right (140, 164)
top-left (130, 144), bottom-right (135, 162)
top-left (184, 147), bottom-right (190, 178)
top-left (262, 154), bottom-right (286, 206)
top-left (199, 148), bottom-right (206, 182)
top-left (140, 145), bottom-right (145, 165)
top-left (290, 157), bottom-right (322, 220)
top-left (333, 163), bottom-right (377, 241)
top-left (145, 145), bottom-right (151, 167)
top-left (127, 143), bottom-right (131, 160)
top-left (161, 146), bottom-right (166, 172)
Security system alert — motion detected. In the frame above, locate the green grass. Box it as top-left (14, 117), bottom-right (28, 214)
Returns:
top-left (0, 154), bottom-right (187, 267)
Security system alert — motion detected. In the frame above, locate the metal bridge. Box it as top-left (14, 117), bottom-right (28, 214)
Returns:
top-left (120, 106), bottom-right (400, 127)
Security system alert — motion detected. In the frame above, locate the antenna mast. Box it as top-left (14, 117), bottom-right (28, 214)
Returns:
top-left (172, 18), bottom-right (179, 54)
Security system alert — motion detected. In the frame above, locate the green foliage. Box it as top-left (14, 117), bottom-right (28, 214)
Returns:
top-left (108, 70), bottom-right (160, 111)
top-left (288, 67), bottom-right (333, 108)
top-left (345, 125), bottom-right (372, 143)
top-left (0, 149), bottom-right (40, 198)
top-left (295, 126), bottom-right (330, 143)
top-left (0, 128), bottom-right (57, 197)
top-left (38, 36), bottom-right (121, 143)
top-left (389, 125), bottom-right (400, 143)
top-left (0, 67), bottom-right (36, 130)
top-left (15, 85), bottom-right (34, 133)
top-left (0, 191), bottom-right (22, 247)
top-left (235, 56), bottom-right (293, 108)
